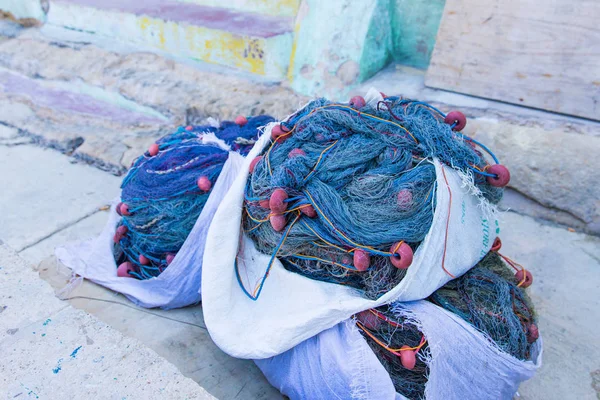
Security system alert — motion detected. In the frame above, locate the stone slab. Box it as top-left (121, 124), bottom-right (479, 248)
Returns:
top-left (0, 244), bottom-right (213, 399)
top-left (472, 119), bottom-right (600, 234)
top-left (2, 307), bottom-right (215, 399)
top-left (19, 210), bottom-right (109, 266)
top-left (0, 35), bottom-right (307, 172)
top-left (0, 145), bottom-right (121, 251)
top-left (0, 243), bottom-right (67, 342)
top-left (500, 212), bottom-right (600, 400)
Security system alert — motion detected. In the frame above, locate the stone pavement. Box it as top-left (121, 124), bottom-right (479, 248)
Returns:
top-left (37, 257), bottom-right (281, 400)
top-left (0, 144), bottom-right (120, 259)
top-left (0, 243), bottom-right (215, 399)
top-left (499, 212), bottom-right (600, 400)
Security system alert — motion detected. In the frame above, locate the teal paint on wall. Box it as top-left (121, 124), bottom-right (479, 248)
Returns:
top-left (0, 0), bottom-right (46, 21)
top-left (392, 0), bottom-right (445, 70)
top-left (359, 0), bottom-right (394, 81)
top-left (289, 0), bottom-right (394, 98)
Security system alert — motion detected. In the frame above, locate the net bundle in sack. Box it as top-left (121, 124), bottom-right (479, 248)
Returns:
top-left (242, 95), bottom-right (511, 299)
top-left (114, 115), bottom-right (274, 279)
top-left (356, 249), bottom-right (538, 400)
top-left (256, 248), bottom-right (541, 400)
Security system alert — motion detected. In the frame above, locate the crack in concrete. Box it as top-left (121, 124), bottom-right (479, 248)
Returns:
top-left (17, 208), bottom-right (107, 253)
top-left (580, 247), bottom-right (600, 264)
top-left (508, 186), bottom-right (586, 224)
top-left (0, 120), bottom-right (85, 154)
top-left (0, 140), bottom-right (32, 147)
top-left (73, 151), bottom-right (127, 176)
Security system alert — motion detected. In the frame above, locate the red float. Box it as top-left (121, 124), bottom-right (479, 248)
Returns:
top-left (444, 111), bottom-right (467, 131)
top-left (117, 262), bottom-right (134, 278)
top-left (353, 249), bottom-right (370, 272)
top-left (389, 242), bottom-right (413, 269)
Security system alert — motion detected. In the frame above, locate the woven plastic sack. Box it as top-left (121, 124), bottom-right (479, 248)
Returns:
top-left (56, 139), bottom-right (246, 309)
top-left (202, 101), bottom-right (500, 358)
top-left (255, 300), bottom-right (542, 400)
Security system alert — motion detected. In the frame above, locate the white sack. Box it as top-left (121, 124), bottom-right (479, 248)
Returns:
top-left (202, 125), bottom-right (499, 358)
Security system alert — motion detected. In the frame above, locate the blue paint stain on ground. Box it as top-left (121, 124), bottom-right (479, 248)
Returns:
top-left (52, 358), bottom-right (63, 374)
top-left (21, 384), bottom-right (40, 399)
top-left (70, 346), bottom-right (82, 358)
top-left (43, 318), bottom-right (52, 326)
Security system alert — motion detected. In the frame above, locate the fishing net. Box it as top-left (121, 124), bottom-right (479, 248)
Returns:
top-left (242, 96), bottom-right (509, 299)
top-left (356, 250), bottom-right (538, 400)
top-left (114, 115), bottom-right (274, 279)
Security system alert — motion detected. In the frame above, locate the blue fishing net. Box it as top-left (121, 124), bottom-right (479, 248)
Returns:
top-left (243, 97), bottom-right (504, 299)
top-left (114, 115), bottom-right (274, 279)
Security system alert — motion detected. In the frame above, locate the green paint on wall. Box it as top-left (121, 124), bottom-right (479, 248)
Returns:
top-left (392, 0), bottom-right (445, 69)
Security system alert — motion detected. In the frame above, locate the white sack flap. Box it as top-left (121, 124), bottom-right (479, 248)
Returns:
top-left (396, 301), bottom-right (542, 400)
top-left (256, 301), bottom-right (541, 400)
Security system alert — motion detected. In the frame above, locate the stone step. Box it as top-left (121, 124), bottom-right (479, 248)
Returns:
top-left (0, 67), bottom-right (171, 174)
top-left (47, 0), bottom-right (295, 79)
top-left (0, 32), bottom-right (306, 174)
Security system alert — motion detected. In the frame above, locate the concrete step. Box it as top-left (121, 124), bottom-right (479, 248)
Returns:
top-left (47, 0), bottom-right (295, 79)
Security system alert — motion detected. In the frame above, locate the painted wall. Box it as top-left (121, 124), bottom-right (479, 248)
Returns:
top-left (45, 0), bottom-right (294, 79)
top-left (0, 0), bottom-right (446, 95)
top-left (392, 0), bottom-right (445, 69)
top-left (287, 0), bottom-right (445, 96)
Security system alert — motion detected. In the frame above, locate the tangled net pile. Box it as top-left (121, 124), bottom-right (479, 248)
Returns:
top-left (114, 115), bottom-right (274, 279)
top-left (242, 96), bottom-right (509, 299)
top-left (356, 249), bottom-right (538, 400)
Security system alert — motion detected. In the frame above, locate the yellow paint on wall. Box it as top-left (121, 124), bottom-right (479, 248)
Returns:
top-left (185, 25), bottom-right (266, 75)
top-left (286, 1), bottom-right (304, 83)
top-left (139, 16), bottom-right (150, 30)
top-left (137, 16), bottom-right (166, 50)
top-left (136, 14), bottom-right (266, 75)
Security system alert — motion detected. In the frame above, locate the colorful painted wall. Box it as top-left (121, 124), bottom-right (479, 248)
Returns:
top-left (0, 0), bottom-right (445, 96)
